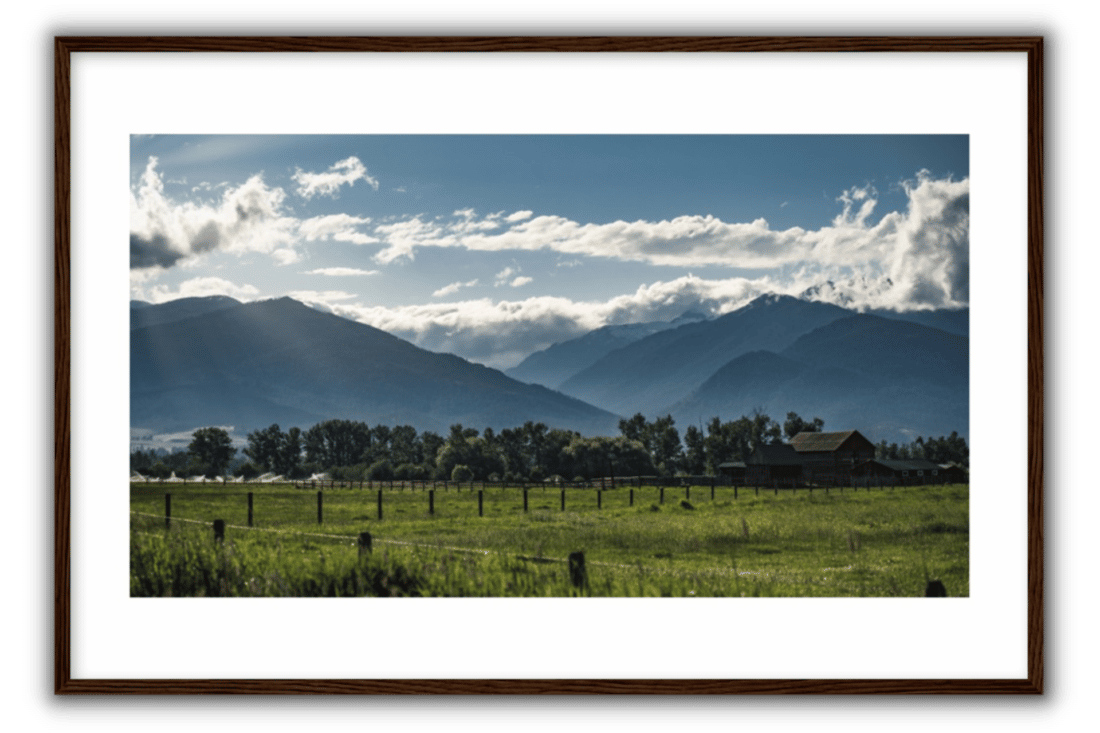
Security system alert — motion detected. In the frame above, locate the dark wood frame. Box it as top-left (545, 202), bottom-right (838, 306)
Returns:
top-left (54, 36), bottom-right (1044, 695)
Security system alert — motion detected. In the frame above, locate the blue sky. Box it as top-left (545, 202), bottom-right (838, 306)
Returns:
top-left (130, 135), bottom-right (969, 368)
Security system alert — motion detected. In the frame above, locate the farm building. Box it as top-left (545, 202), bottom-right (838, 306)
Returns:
top-left (790, 430), bottom-right (876, 485)
top-left (717, 461), bottom-right (746, 481)
top-left (746, 444), bottom-right (804, 484)
top-left (851, 458), bottom-right (944, 485)
top-left (939, 464), bottom-right (969, 483)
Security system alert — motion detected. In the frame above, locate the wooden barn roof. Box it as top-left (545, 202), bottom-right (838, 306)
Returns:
top-left (790, 430), bottom-right (872, 453)
top-left (748, 443), bottom-right (803, 465)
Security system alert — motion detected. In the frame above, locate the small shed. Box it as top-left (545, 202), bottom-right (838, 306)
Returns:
top-left (746, 444), bottom-right (804, 484)
top-left (717, 461), bottom-right (746, 481)
top-left (852, 458), bottom-right (944, 485)
top-left (939, 464), bottom-right (969, 484)
top-left (791, 430), bottom-right (876, 485)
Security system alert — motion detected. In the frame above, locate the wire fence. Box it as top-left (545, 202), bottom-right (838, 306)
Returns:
top-left (128, 508), bottom-right (762, 578)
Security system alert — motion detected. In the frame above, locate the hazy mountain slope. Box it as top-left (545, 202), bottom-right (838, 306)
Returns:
top-left (131, 297), bottom-right (621, 435)
top-left (866, 307), bottom-right (969, 337)
top-left (130, 295), bottom-right (241, 330)
top-left (558, 295), bottom-right (854, 415)
top-left (669, 314), bottom-right (968, 443)
top-left (505, 310), bottom-right (708, 389)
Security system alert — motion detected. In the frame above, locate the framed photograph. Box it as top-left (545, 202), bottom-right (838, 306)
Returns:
top-left (34, 5), bottom-right (1073, 726)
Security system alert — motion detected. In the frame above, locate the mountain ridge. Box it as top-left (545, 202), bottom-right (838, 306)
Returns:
top-left (131, 297), bottom-right (621, 436)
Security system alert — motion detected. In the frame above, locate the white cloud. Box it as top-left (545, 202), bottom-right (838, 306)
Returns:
top-left (432, 279), bottom-right (479, 298)
top-left (131, 157), bottom-right (299, 270)
top-left (372, 217), bottom-right (455, 264)
top-left (271, 248), bottom-right (301, 266)
top-left (366, 174), bottom-right (968, 310)
top-left (298, 214), bottom-right (377, 245)
top-left (494, 267), bottom-right (517, 286)
top-left (303, 267), bottom-right (380, 277)
top-left (292, 156), bottom-right (378, 199)
top-left (510, 276), bottom-right (533, 288)
top-left (139, 276), bottom-right (260, 304)
top-left (317, 258), bottom-right (964, 370)
top-left (505, 210), bottom-right (533, 222)
top-left (287, 290), bottom-right (359, 308)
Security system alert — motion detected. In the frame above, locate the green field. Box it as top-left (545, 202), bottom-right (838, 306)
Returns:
top-left (130, 481), bottom-right (968, 597)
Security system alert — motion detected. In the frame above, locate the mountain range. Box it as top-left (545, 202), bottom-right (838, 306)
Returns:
top-left (130, 297), bottom-right (621, 437)
top-left (131, 293), bottom-right (969, 444)
top-left (504, 309), bottom-right (708, 389)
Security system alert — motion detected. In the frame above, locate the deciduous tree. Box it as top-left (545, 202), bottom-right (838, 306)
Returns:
top-left (188, 427), bottom-right (236, 478)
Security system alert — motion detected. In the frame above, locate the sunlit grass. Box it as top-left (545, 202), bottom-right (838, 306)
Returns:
top-left (131, 482), bottom-right (968, 597)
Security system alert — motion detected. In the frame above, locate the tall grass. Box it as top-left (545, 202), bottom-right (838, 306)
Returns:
top-left (131, 482), bottom-right (968, 597)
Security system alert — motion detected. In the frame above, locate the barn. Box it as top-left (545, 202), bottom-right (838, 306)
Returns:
top-left (852, 458), bottom-right (944, 485)
top-left (717, 461), bottom-right (746, 481)
top-left (939, 464), bottom-right (969, 484)
top-left (746, 444), bottom-right (804, 485)
top-left (790, 430), bottom-right (876, 485)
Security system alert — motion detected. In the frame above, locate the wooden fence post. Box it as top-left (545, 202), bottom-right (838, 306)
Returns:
top-left (685, 486), bottom-right (690, 501)
top-left (659, 487), bottom-right (664, 504)
top-left (429, 489), bottom-right (435, 515)
top-left (523, 488), bottom-right (528, 512)
top-left (629, 488), bottom-right (634, 507)
top-left (317, 490), bottom-right (323, 524)
top-left (478, 490), bottom-right (484, 517)
top-left (925, 580), bottom-right (947, 597)
top-left (377, 489), bottom-right (383, 520)
top-left (568, 551), bottom-right (587, 590)
top-left (734, 484), bottom-right (738, 500)
top-left (247, 491), bottom-right (253, 527)
top-left (598, 489), bottom-right (602, 509)
top-left (358, 531), bottom-right (372, 559)
top-left (165, 493), bottom-right (171, 529)
top-left (561, 488), bottom-right (566, 512)
top-left (213, 519), bottom-right (225, 544)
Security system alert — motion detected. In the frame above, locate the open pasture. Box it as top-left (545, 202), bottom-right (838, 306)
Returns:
top-left (130, 482), bottom-right (968, 597)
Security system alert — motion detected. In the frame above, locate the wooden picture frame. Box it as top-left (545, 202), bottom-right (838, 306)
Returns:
top-left (55, 36), bottom-right (1043, 694)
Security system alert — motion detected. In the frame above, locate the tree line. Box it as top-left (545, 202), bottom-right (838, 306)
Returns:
top-left (129, 412), bottom-right (968, 482)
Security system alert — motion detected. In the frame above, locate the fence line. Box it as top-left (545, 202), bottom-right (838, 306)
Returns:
top-left (130, 509), bottom-right (788, 578)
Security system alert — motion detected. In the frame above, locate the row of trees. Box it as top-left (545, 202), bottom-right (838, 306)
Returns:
top-left (874, 432), bottom-right (969, 467)
top-left (130, 426), bottom-right (238, 479)
top-left (130, 413), bottom-right (968, 482)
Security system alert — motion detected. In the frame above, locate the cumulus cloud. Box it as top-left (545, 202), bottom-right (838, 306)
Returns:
top-left (137, 276), bottom-right (261, 304)
top-left (505, 210), bottom-right (534, 222)
top-left (882, 172), bottom-right (969, 308)
top-left (510, 276), bottom-right (533, 288)
top-left (131, 157), bottom-right (299, 271)
top-left (303, 267), bottom-right (380, 277)
top-left (365, 174), bottom-right (968, 310)
top-left (293, 171), bottom-right (969, 368)
top-left (292, 156), bottom-right (378, 199)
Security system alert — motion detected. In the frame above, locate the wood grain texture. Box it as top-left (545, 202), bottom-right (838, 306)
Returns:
top-left (54, 36), bottom-right (1044, 53)
top-left (54, 35), bottom-right (1044, 696)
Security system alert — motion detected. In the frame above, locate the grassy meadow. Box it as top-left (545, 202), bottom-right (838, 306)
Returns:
top-left (130, 481), bottom-right (968, 598)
